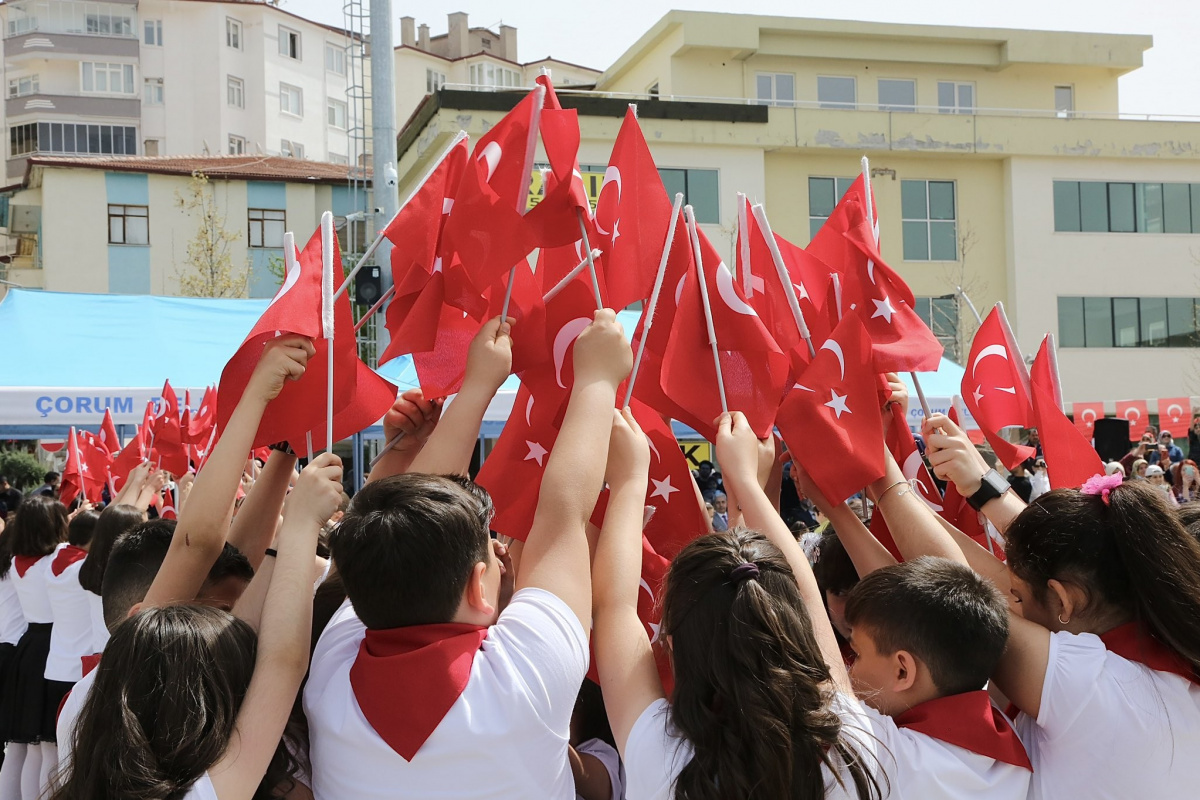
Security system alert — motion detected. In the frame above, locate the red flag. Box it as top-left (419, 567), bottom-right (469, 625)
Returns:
top-left (59, 429), bottom-right (85, 508)
top-left (79, 431), bottom-right (113, 497)
top-left (186, 386), bottom-right (217, 444)
top-left (1159, 397), bottom-right (1192, 437)
top-left (635, 401), bottom-right (711, 560)
top-left (660, 220), bottom-right (789, 439)
top-left (60, 429), bottom-right (103, 506)
top-left (1071, 401), bottom-right (1104, 439)
top-left (1116, 400), bottom-right (1150, 433)
top-left (523, 75), bottom-right (591, 249)
top-left (593, 108), bottom-right (674, 310)
top-left (944, 403), bottom-right (1004, 560)
top-left (97, 408), bottom-right (121, 455)
top-left (111, 402), bottom-right (153, 493)
top-left (776, 315), bottom-right (886, 504)
top-left (150, 380), bottom-right (189, 478)
top-left (159, 487), bottom-right (178, 520)
top-left (1030, 337), bottom-right (1102, 489)
top-left (961, 307), bottom-right (1036, 470)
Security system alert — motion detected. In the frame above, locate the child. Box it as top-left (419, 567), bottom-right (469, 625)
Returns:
top-left (77, 504), bottom-right (149, 655)
top-left (592, 411), bottom-right (883, 800)
top-left (50, 454), bottom-right (344, 800)
top-left (304, 312), bottom-right (631, 799)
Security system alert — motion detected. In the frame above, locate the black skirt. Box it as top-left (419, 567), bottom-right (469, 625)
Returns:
top-left (0, 641), bottom-right (15, 743)
top-left (2, 622), bottom-right (55, 743)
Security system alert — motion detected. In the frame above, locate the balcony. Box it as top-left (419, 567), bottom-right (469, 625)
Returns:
top-left (5, 31), bottom-right (138, 62)
top-left (5, 93), bottom-right (139, 120)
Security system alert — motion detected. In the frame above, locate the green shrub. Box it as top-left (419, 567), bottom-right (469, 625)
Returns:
top-left (0, 448), bottom-right (45, 491)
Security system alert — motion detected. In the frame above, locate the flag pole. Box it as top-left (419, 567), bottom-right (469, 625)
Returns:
top-left (576, 210), bottom-right (604, 309)
top-left (956, 285), bottom-right (984, 325)
top-left (335, 130), bottom-right (470, 299)
top-left (994, 301), bottom-right (1031, 396)
top-left (624, 192), bottom-right (684, 407)
top-left (499, 83), bottom-right (548, 321)
top-left (685, 205), bottom-right (728, 413)
top-left (353, 285), bottom-right (397, 333)
top-left (750, 203), bottom-right (817, 360)
top-left (737, 193), bottom-right (752, 298)
top-left (543, 249), bottom-right (603, 303)
top-left (1045, 333), bottom-right (1065, 413)
top-left (321, 211), bottom-right (336, 455)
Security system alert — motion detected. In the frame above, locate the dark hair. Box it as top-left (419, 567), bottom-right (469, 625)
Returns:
top-left (45, 471), bottom-right (60, 483)
top-left (79, 505), bottom-right (146, 595)
top-left (330, 474), bottom-right (492, 629)
top-left (67, 509), bottom-right (100, 549)
top-left (204, 543), bottom-right (254, 586)
top-left (0, 494), bottom-right (68, 578)
top-left (1005, 484), bottom-right (1200, 674)
top-left (844, 557), bottom-right (1009, 696)
top-left (1177, 503), bottom-right (1200, 544)
top-left (813, 531), bottom-right (859, 597)
top-left (50, 605), bottom-right (257, 800)
top-left (660, 529), bottom-right (882, 800)
top-left (572, 679), bottom-right (615, 749)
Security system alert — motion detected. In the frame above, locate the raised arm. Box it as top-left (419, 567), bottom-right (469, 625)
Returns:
top-left (366, 389), bottom-right (441, 483)
top-left (226, 448), bottom-right (298, 571)
top-left (716, 412), bottom-right (852, 693)
top-left (923, 413), bottom-right (1027, 535)
top-left (408, 317), bottom-right (512, 476)
top-left (210, 453), bottom-right (343, 800)
top-left (143, 336), bottom-right (313, 609)
top-left (867, 447), bottom-right (969, 567)
top-left (518, 310), bottom-right (631, 628)
top-left (111, 461), bottom-right (151, 507)
top-left (592, 408), bottom-right (660, 756)
top-left (791, 464), bottom-right (897, 577)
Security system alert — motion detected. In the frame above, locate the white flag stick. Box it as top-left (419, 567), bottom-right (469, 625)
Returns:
top-left (499, 83), bottom-right (548, 321)
top-left (305, 431), bottom-right (313, 461)
top-left (321, 211), bottom-right (336, 455)
top-left (685, 205), bottom-right (727, 413)
top-left (576, 210), bottom-right (604, 309)
top-left (624, 192), bottom-right (684, 407)
top-left (956, 285), bottom-right (984, 325)
top-left (750, 203), bottom-right (816, 360)
top-left (353, 284), bottom-right (397, 333)
top-left (995, 301), bottom-right (1031, 397)
top-left (368, 431), bottom-right (405, 471)
top-left (1046, 333), bottom-right (1065, 412)
top-left (737, 193), bottom-right (752, 298)
top-left (543, 249), bottom-right (604, 303)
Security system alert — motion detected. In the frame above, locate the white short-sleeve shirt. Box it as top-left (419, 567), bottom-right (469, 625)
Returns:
top-left (1014, 630), bottom-right (1200, 800)
top-left (183, 773), bottom-right (218, 800)
top-left (45, 554), bottom-right (94, 682)
top-left (575, 738), bottom-right (624, 800)
top-left (0, 572), bottom-right (27, 645)
top-left (11, 548), bottom-right (59, 623)
top-left (305, 587), bottom-right (589, 800)
top-left (623, 693), bottom-right (882, 800)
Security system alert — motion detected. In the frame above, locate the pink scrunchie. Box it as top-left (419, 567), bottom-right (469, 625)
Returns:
top-left (1080, 472), bottom-right (1124, 505)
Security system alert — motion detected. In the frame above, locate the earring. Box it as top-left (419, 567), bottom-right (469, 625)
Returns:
top-left (1057, 614), bottom-right (1070, 625)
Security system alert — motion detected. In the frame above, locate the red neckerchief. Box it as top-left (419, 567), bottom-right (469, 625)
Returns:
top-left (348, 623), bottom-right (488, 761)
top-left (13, 554), bottom-right (43, 577)
top-left (81, 653), bottom-right (101, 677)
top-left (51, 545), bottom-right (87, 577)
top-left (894, 690), bottom-right (1032, 770)
top-left (1100, 622), bottom-right (1199, 686)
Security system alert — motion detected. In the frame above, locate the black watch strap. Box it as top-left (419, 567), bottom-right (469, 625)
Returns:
top-left (966, 468), bottom-right (1008, 511)
top-left (268, 441), bottom-right (295, 456)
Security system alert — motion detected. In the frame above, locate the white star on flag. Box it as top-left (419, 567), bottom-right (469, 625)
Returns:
top-left (794, 282), bottom-right (809, 301)
top-left (825, 389), bottom-right (851, 419)
top-left (524, 440), bottom-right (548, 467)
top-left (871, 296), bottom-right (896, 324)
top-left (649, 476), bottom-right (679, 502)
top-left (972, 385), bottom-right (985, 405)
top-left (611, 217), bottom-right (621, 244)
top-left (750, 274), bottom-right (765, 295)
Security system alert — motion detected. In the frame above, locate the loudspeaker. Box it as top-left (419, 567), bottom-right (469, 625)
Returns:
top-left (1092, 418), bottom-right (1131, 463)
top-left (353, 266), bottom-right (382, 306)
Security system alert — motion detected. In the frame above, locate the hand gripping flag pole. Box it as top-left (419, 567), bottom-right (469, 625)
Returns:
top-left (624, 192), bottom-right (684, 407)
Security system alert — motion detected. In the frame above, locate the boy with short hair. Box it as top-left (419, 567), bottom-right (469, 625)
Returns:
top-left (305, 311), bottom-right (633, 799)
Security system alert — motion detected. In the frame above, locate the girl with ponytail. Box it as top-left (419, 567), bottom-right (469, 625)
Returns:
top-left (921, 413), bottom-right (1200, 800)
top-left (592, 410), bottom-right (883, 800)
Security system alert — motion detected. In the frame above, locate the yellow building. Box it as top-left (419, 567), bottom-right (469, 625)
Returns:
top-left (396, 10), bottom-right (1200, 414)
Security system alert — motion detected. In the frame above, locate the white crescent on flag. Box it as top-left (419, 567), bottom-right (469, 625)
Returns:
top-left (971, 344), bottom-right (1009, 377)
top-left (1169, 403), bottom-right (1184, 418)
top-left (267, 242), bottom-right (302, 309)
top-left (820, 339), bottom-right (847, 381)
top-left (553, 318), bottom-right (593, 389)
top-left (594, 166), bottom-right (622, 236)
top-left (525, 394), bottom-right (535, 427)
top-left (1124, 407), bottom-right (1141, 422)
top-left (480, 142), bottom-right (502, 183)
top-left (715, 261), bottom-right (758, 317)
top-left (1081, 407), bottom-right (1098, 423)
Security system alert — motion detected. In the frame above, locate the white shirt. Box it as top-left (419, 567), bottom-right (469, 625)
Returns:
top-left (89, 591), bottom-right (109, 653)
top-left (183, 773), bottom-right (218, 800)
top-left (10, 547), bottom-right (59, 623)
top-left (45, 553), bottom-right (94, 682)
top-left (56, 663), bottom-right (97, 756)
top-left (575, 738), bottom-right (625, 800)
top-left (624, 693), bottom-right (881, 800)
top-left (855, 702), bottom-right (1030, 800)
top-left (305, 588), bottom-right (589, 800)
top-left (0, 572), bottom-right (27, 644)
top-left (1014, 630), bottom-right (1200, 800)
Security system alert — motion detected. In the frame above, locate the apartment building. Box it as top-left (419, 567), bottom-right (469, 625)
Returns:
top-left (1, 0), bottom-right (364, 182)
top-left (395, 10), bottom-right (1200, 410)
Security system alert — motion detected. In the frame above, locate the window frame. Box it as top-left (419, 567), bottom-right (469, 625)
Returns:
top-left (278, 25), bottom-right (301, 60)
top-left (1054, 85), bottom-right (1074, 117)
top-left (425, 69), bottom-right (447, 94)
top-left (877, 78), bottom-right (917, 112)
top-left (248, 208), bottom-right (286, 249)
top-left (1058, 296), bottom-right (1200, 348)
top-left (107, 203), bottom-right (149, 246)
top-left (80, 61), bottom-right (136, 95)
top-left (754, 72), bottom-right (796, 107)
top-left (657, 167), bottom-right (720, 224)
top-left (143, 19), bottom-right (163, 46)
top-left (816, 75), bottom-right (857, 110)
top-left (7, 74), bottom-right (39, 98)
top-left (227, 76), bottom-right (245, 109)
top-left (901, 179), bottom-right (958, 262)
top-left (279, 83), bottom-right (303, 117)
top-left (325, 42), bottom-right (346, 75)
top-left (807, 176), bottom-right (858, 240)
top-left (228, 134), bottom-right (246, 155)
top-left (937, 81), bottom-right (976, 114)
top-left (326, 97), bottom-right (348, 130)
top-left (279, 139), bottom-right (304, 159)
top-left (226, 17), bottom-right (242, 50)
top-left (143, 77), bottom-right (164, 106)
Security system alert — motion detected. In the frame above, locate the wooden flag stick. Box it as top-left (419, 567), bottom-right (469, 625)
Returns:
top-left (685, 205), bottom-right (727, 413)
top-left (624, 192), bottom-right (684, 408)
top-left (750, 203), bottom-right (817, 360)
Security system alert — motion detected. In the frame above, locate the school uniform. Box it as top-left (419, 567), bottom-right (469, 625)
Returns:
top-left (55, 661), bottom-right (97, 757)
top-left (0, 568), bottom-right (29, 742)
top-left (575, 738), bottom-right (625, 800)
top-left (1014, 625), bottom-right (1200, 800)
top-left (304, 587), bottom-right (589, 800)
top-left (856, 690), bottom-right (1032, 799)
top-left (44, 546), bottom-right (94, 730)
top-left (624, 692), bottom-right (882, 800)
top-left (4, 546), bottom-right (63, 743)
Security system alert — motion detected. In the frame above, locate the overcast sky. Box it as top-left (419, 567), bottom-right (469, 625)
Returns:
top-left (281, 0), bottom-right (1198, 118)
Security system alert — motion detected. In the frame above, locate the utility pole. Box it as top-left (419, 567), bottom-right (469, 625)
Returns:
top-left (369, 0), bottom-right (398, 347)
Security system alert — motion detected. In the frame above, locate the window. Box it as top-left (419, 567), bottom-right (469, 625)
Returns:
top-left (7, 1), bottom-right (133, 37)
top-left (81, 62), bottom-right (135, 94)
top-left (280, 84), bottom-right (303, 116)
top-left (226, 18), bottom-right (242, 49)
top-left (914, 296), bottom-right (961, 360)
top-left (325, 43), bottom-right (345, 74)
top-left (901, 180), bottom-right (957, 261)
top-left (9, 123), bottom-right (38, 156)
top-left (755, 73), bottom-right (795, 107)
top-left (647, 82), bottom-right (660, 97)
top-left (279, 26), bottom-right (301, 59)
top-left (11, 121), bottom-right (137, 156)
top-left (1058, 296), bottom-right (1200, 348)
top-left (143, 19), bottom-right (162, 46)
top-left (468, 62), bottom-right (521, 89)
top-left (426, 69), bottom-right (447, 94)
top-left (807, 176), bottom-right (857, 239)
top-left (108, 204), bottom-right (148, 245)
top-left (280, 139), bottom-right (304, 159)
top-left (329, 152), bottom-right (348, 165)
top-left (658, 168), bottom-right (719, 224)
top-left (1055, 85), bottom-right (1074, 117)
top-left (1053, 181), bottom-right (1200, 234)
top-left (227, 76), bottom-right (244, 108)
top-left (143, 78), bottom-right (163, 105)
top-left (878, 79), bottom-right (916, 112)
top-left (249, 208), bottom-right (286, 248)
top-left (7, 75), bottom-right (39, 98)
top-left (937, 81), bottom-right (975, 114)
top-left (228, 135), bottom-right (246, 155)
top-left (817, 76), bottom-right (856, 110)
top-left (327, 98), bottom-right (347, 129)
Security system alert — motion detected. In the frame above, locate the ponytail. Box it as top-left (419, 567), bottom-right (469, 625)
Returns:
top-left (1005, 481), bottom-right (1200, 673)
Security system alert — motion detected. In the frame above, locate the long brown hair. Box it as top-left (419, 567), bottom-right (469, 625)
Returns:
top-left (50, 605), bottom-right (257, 800)
top-left (78, 504), bottom-right (146, 594)
top-left (1005, 482), bottom-right (1200, 673)
top-left (0, 494), bottom-right (67, 577)
top-left (661, 529), bottom-right (882, 800)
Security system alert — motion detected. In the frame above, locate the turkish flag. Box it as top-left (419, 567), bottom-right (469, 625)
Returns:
top-left (961, 307), bottom-right (1036, 470)
top-left (186, 386), bottom-right (216, 445)
top-left (634, 401), bottom-right (711, 560)
top-left (1071, 401), bottom-right (1105, 439)
top-left (1115, 400), bottom-right (1150, 433)
top-left (593, 107), bottom-right (673, 310)
top-left (1030, 337), bottom-right (1102, 489)
top-left (523, 75), bottom-right (592, 249)
top-left (150, 380), bottom-right (189, 478)
top-left (61, 429), bottom-right (104, 506)
top-left (97, 408), bottom-right (121, 455)
top-left (111, 402), bottom-right (153, 492)
top-left (660, 219), bottom-right (790, 439)
top-left (806, 175), bottom-right (877, 277)
top-left (79, 431), bottom-right (113, 496)
top-left (159, 487), bottom-right (178, 520)
top-left (776, 315), bottom-right (886, 504)
top-left (59, 428), bottom-right (85, 508)
top-left (1158, 397), bottom-right (1192, 437)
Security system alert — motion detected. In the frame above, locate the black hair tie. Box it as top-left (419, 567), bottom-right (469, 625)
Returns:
top-left (730, 561), bottom-right (760, 583)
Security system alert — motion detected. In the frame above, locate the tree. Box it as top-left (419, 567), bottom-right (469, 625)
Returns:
top-left (0, 446), bottom-right (45, 491)
top-left (940, 222), bottom-right (986, 363)
top-left (175, 171), bottom-right (248, 298)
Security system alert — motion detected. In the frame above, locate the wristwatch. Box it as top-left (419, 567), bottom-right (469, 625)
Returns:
top-left (966, 469), bottom-right (1009, 511)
